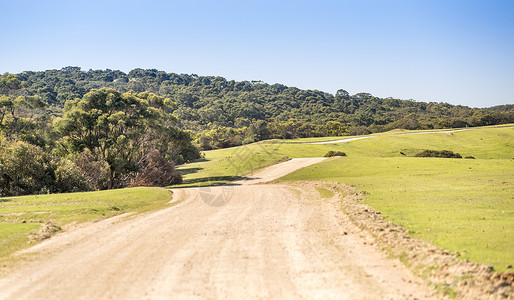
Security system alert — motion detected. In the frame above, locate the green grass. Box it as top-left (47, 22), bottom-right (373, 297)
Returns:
top-left (0, 187), bottom-right (173, 260)
top-left (315, 186), bottom-right (335, 198)
top-left (177, 125), bottom-right (514, 186)
top-left (177, 125), bottom-right (514, 271)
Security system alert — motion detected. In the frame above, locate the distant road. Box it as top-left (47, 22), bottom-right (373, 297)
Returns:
top-left (308, 128), bottom-right (473, 144)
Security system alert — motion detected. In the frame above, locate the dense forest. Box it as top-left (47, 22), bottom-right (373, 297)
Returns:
top-left (0, 67), bottom-right (512, 195)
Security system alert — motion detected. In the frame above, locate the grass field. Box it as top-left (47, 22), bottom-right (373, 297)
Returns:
top-left (178, 125), bottom-right (514, 271)
top-left (0, 187), bottom-right (173, 261)
top-left (177, 125), bottom-right (513, 184)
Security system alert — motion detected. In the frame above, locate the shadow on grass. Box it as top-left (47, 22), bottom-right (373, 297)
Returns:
top-left (190, 158), bottom-right (209, 163)
top-left (178, 167), bottom-right (203, 175)
top-left (0, 198), bottom-right (12, 203)
top-left (170, 175), bottom-right (244, 188)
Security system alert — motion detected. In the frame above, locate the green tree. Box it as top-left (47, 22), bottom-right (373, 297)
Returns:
top-left (55, 88), bottom-right (193, 187)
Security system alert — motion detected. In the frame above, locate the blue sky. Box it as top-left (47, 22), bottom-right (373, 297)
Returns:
top-left (1, 0), bottom-right (513, 107)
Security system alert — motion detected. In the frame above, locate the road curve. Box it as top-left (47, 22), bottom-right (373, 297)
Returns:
top-left (0, 158), bottom-right (435, 299)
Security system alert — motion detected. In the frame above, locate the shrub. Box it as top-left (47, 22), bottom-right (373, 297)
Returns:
top-left (414, 150), bottom-right (462, 158)
top-left (0, 142), bottom-right (48, 196)
top-left (324, 151), bottom-right (347, 157)
top-left (348, 126), bottom-right (370, 136)
top-left (54, 159), bottom-right (91, 193)
top-left (464, 156), bottom-right (475, 159)
top-left (129, 149), bottom-right (182, 187)
top-left (73, 149), bottom-right (111, 190)
top-left (0, 141), bottom-right (91, 196)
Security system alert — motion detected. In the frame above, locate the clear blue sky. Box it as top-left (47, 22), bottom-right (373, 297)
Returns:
top-left (1, 0), bottom-right (513, 107)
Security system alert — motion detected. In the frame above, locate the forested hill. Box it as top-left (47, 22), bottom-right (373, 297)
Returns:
top-left (13, 67), bottom-right (514, 138)
top-left (5, 68), bottom-right (509, 195)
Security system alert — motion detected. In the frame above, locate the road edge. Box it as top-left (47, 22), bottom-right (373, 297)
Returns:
top-left (289, 181), bottom-right (513, 300)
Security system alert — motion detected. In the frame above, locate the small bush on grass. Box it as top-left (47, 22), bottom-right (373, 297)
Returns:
top-left (324, 151), bottom-right (347, 157)
top-left (130, 149), bottom-right (182, 187)
top-left (414, 150), bottom-right (462, 158)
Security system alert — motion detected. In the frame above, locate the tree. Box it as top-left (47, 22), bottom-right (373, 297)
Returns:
top-left (245, 120), bottom-right (270, 143)
top-left (0, 140), bottom-right (90, 196)
top-left (0, 73), bottom-right (22, 96)
top-left (55, 88), bottom-right (198, 188)
top-left (335, 89), bottom-right (349, 100)
top-left (325, 121), bottom-right (346, 136)
top-left (0, 74), bottom-right (47, 141)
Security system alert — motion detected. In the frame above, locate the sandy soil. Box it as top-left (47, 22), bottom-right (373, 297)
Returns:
top-left (0, 158), bottom-right (436, 300)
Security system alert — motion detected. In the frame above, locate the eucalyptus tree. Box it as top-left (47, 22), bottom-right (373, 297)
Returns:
top-left (54, 88), bottom-right (195, 187)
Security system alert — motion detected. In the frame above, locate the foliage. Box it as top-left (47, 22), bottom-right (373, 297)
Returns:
top-left (72, 149), bottom-right (110, 190)
top-left (324, 151), bottom-right (347, 157)
top-left (414, 150), bottom-right (463, 158)
top-left (0, 140), bottom-right (89, 196)
top-left (54, 88), bottom-right (199, 188)
top-left (129, 149), bottom-right (182, 186)
top-left (10, 68), bottom-right (513, 149)
top-left (54, 159), bottom-right (91, 193)
top-left (0, 94), bottom-right (47, 142)
top-left (1, 67), bottom-right (512, 193)
top-left (0, 73), bottom-right (201, 195)
top-left (0, 140), bottom-right (54, 196)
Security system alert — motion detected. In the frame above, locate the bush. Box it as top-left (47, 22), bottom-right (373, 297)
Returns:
top-left (54, 159), bottom-right (91, 193)
top-left (129, 149), bottom-right (182, 187)
top-left (324, 151), bottom-right (347, 157)
top-left (73, 149), bottom-right (111, 190)
top-left (464, 156), bottom-right (475, 159)
top-left (414, 150), bottom-right (462, 158)
top-left (0, 141), bottom-right (92, 196)
top-left (0, 141), bottom-right (53, 196)
top-left (348, 126), bottom-right (371, 136)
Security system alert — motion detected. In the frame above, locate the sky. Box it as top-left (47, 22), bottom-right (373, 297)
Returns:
top-left (1, 0), bottom-right (513, 108)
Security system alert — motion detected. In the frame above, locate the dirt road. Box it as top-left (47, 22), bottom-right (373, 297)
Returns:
top-left (308, 128), bottom-right (472, 144)
top-left (0, 158), bottom-right (435, 299)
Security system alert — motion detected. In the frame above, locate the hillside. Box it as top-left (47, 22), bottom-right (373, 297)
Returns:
top-left (1, 68), bottom-right (512, 195)
top-left (12, 68), bottom-right (514, 139)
